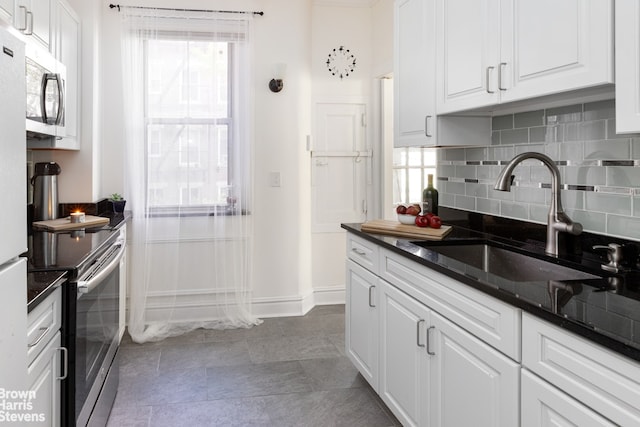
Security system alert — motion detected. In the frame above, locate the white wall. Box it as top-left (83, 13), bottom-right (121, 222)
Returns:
top-left (39, 0), bottom-right (392, 318)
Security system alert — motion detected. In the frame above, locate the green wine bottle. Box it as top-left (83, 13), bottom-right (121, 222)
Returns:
top-left (422, 174), bottom-right (439, 215)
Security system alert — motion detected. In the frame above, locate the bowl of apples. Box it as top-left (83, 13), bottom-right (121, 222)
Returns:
top-left (396, 204), bottom-right (421, 224)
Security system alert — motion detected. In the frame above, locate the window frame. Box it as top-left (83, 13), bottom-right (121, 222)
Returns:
top-left (142, 35), bottom-right (237, 215)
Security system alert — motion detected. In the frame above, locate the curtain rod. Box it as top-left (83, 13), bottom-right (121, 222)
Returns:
top-left (108, 4), bottom-right (264, 16)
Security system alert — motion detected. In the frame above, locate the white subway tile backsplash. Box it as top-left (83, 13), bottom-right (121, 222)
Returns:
top-left (436, 100), bottom-right (640, 240)
top-left (465, 182), bottom-right (488, 198)
top-left (455, 195), bottom-right (476, 211)
top-left (500, 201), bottom-right (529, 220)
top-left (606, 215), bottom-right (640, 240)
top-left (477, 198), bottom-right (500, 215)
top-left (500, 128), bottom-right (529, 145)
top-left (562, 166), bottom-right (606, 186)
top-left (584, 140), bottom-right (630, 160)
top-left (585, 192), bottom-right (632, 216)
top-left (607, 166), bottom-right (640, 187)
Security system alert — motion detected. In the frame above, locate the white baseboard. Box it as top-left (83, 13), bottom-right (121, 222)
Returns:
top-left (135, 286), bottom-right (346, 323)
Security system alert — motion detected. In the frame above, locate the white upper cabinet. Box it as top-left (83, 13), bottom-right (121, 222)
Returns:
top-left (615, 0), bottom-right (640, 133)
top-left (394, 0), bottom-right (437, 147)
top-left (436, 0), bottom-right (500, 113)
top-left (500, 0), bottom-right (613, 102)
top-left (436, 0), bottom-right (613, 114)
top-left (16, 0), bottom-right (54, 51)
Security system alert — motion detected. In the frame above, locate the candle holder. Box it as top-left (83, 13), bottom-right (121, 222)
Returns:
top-left (70, 212), bottom-right (85, 223)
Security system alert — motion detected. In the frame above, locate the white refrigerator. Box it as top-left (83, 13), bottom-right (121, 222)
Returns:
top-left (0, 23), bottom-right (28, 391)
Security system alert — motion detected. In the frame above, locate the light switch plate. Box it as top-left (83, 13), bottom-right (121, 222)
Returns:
top-left (269, 172), bottom-right (281, 187)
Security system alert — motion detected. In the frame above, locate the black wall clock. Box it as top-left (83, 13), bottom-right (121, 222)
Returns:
top-left (326, 46), bottom-right (356, 79)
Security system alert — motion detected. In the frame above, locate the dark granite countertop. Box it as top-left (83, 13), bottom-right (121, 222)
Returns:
top-left (343, 207), bottom-right (640, 363)
top-left (27, 271), bottom-right (67, 312)
top-left (25, 211), bottom-right (130, 311)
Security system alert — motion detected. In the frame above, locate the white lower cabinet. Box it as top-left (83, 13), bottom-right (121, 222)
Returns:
top-left (521, 369), bottom-right (616, 427)
top-left (429, 310), bottom-right (519, 427)
top-left (378, 280), bottom-right (519, 427)
top-left (379, 281), bottom-right (429, 427)
top-left (346, 259), bottom-right (379, 390)
top-left (27, 330), bottom-right (62, 427)
top-left (26, 286), bottom-right (63, 427)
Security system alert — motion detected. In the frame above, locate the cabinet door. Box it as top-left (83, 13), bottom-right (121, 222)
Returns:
top-left (615, 0), bottom-right (640, 133)
top-left (500, 0), bottom-right (613, 102)
top-left (0, 0), bottom-right (14, 24)
top-left (53, 0), bottom-right (80, 150)
top-left (429, 311), bottom-right (519, 427)
top-left (379, 281), bottom-right (429, 427)
top-left (17, 0), bottom-right (52, 51)
top-left (394, 0), bottom-right (436, 147)
top-left (521, 369), bottom-right (616, 427)
top-left (346, 259), bottom-right (379, 390)
top-left (28, 331), bottom-right (62, 427)
top-left (436, 0), bottom-right (500, 113)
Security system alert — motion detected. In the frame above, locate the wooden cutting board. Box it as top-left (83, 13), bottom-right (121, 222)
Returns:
top-left (32, 215), bottom-right (110, 231)
top-left (361, 219), bottom-right (452, 240)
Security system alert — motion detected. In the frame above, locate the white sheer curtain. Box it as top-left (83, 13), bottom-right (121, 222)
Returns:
top-left (119, 7), bottom-right (260, 343)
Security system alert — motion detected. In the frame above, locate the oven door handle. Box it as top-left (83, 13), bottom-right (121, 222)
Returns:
top-left (76, 239), bottom-right (125, 295)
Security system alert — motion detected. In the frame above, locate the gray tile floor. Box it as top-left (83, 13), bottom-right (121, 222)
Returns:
top-left (107, 305), bottom-right (400, 427)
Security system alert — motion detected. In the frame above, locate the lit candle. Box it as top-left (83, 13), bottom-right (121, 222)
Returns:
top-left (70, 212), bottom-right (85, 223)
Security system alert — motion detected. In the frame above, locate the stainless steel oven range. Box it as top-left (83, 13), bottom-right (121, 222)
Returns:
top-left (28, 223), bottom-right (125, 426)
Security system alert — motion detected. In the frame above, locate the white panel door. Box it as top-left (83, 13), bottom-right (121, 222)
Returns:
top-left (615, 0), bottom-right (640, 133)
top-left (312, 103), bottom-right (368, 232)
top-left (429, 311), bottom-right (520, 427)
top-left (379, 280), bottom-right (429, 427)
top-left (500, 0), bottom-right (613, 102)
top-left (436, 0), bottom-right (500, 113)
top-left (521, 369), bottom-right (616, 427)
top-left (346, 260), bottom-right (379, 390)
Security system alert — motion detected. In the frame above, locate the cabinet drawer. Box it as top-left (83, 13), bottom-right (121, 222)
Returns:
top-left (521, 369), bottom-right (616, 427)
top-left (523, 313), bottom-right (640, 427)
top-left (27, 286), bottom-right (61, 366)
top-left (379, 247), bottom-right (521, 361)
top-left (347, 233), bottom-right (379, 274)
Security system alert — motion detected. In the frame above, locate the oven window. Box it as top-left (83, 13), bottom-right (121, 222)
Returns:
top-left (75, 265), bottom-right (119, 418)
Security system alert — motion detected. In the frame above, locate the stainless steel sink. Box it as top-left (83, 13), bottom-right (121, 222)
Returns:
top-left (421, 243), bottom-right (599, 282)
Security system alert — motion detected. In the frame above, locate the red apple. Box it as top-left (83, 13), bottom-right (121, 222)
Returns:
top-left (405, 205), bottom-right (420, 216)
top-left (396, 205), bottom-right (407, 214)
top-left (412, 204), bottom-right (422, 214)
top-left (429, 215), bottom-right (442, 229)
top-left (415, 215), bottom-right (430, 228)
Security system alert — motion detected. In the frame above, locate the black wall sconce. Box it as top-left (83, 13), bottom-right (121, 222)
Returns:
top-left (269, 78), bottom-right (283, 93)
top-left (269, 63), bottom-right (286, 93)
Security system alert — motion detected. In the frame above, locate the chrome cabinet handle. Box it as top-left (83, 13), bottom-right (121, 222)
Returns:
top-left (24, 10), bottom-right (33, 35)
top-left (368, 285), bottom-right (375, 308)
top-left (498, 62), bottom-right (507, 91)
top-left (56, 347), bottom-right (68, 380)
top-left (17, 6), bottom-right (27, 31)
top-left (486, 66), bottom-right (495, 93)
top-left (28, 326), bottom-right (50, 348)
top-left (351, 248), bottom-right (366, 257)
top-left (426, 326), bottom-right (435, 355)
top-left (425, 116), bottom-right (432, 137)
top-left (416, 319), bottom-right (425, 348)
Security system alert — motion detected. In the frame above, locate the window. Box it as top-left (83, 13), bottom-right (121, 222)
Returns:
top-left (392, 147), bottom-right (437, 205)
top-left (144, 37), bottom-right (233, 210)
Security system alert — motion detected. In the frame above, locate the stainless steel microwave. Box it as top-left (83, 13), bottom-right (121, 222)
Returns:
top-left (25, 42), bottom-right (66, 140)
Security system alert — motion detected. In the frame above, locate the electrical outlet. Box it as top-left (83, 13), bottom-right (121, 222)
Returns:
top-left (269, 171), bottom-right (281, 187)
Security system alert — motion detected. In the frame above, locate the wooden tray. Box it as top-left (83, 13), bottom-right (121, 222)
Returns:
top-left (32, 215), bottom-right (110, 232)
top-left (361, 219), bottom-right (452, 240)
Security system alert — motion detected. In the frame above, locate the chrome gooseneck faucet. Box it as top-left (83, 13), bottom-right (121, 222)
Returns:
top-left (494, 152), bottom-right (583, 256)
